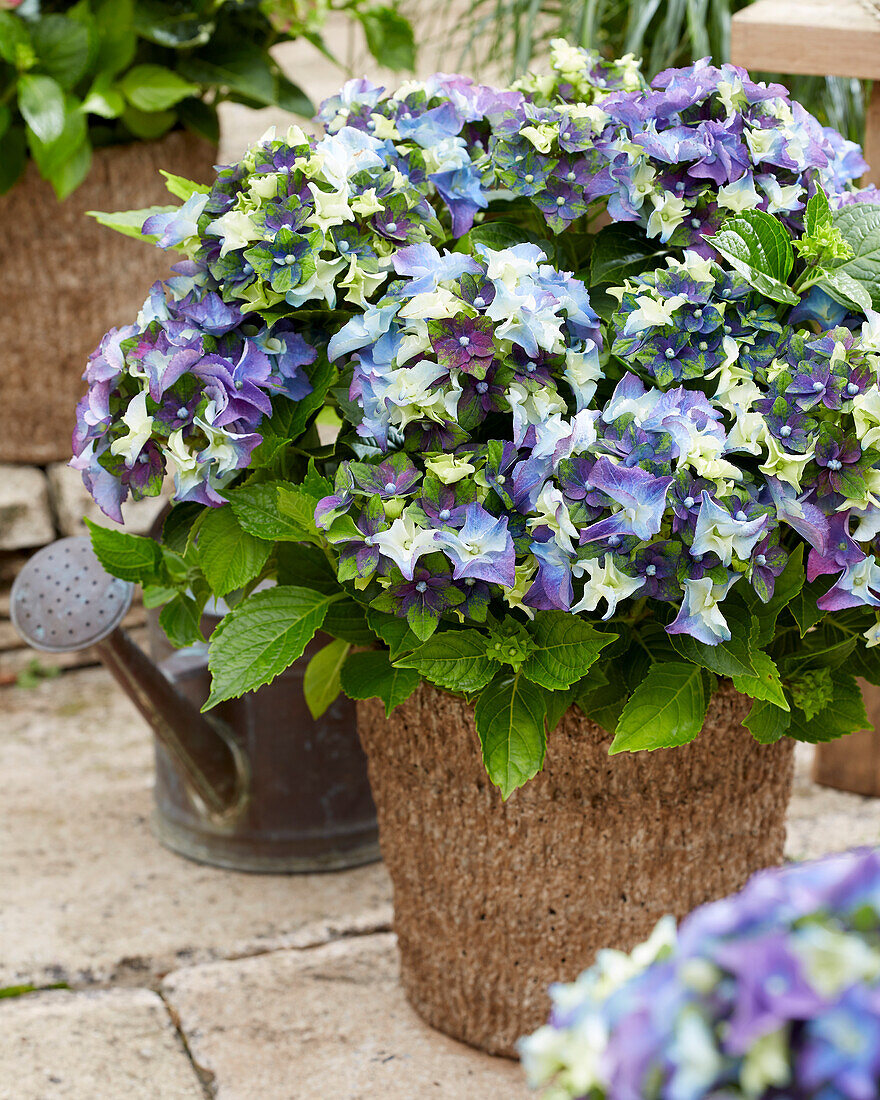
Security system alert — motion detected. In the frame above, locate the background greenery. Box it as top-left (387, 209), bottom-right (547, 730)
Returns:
top-left (0, 0), bottom-right (416, 198)
top-left (446, 0), bottom-right (867, 143)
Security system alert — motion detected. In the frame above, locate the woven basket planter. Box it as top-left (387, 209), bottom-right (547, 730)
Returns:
top-left (357, 681), bottom-right (795, 1056)
top-left (0, 131), bottom-right (216, 465)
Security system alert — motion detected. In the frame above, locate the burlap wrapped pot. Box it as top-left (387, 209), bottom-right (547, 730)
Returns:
top-left (1, 131), bottom-right (216, 465)
top-left (357, 680), bottom-right (795, 1057)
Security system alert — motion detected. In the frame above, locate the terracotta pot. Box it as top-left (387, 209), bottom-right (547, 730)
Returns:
top-left (357, 681), bottom-right (795, 1056)
top-left (0, 131), bottom-right (217, 465)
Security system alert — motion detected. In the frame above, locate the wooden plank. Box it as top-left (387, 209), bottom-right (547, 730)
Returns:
top-left (731, 0), bottom-right (880, 81)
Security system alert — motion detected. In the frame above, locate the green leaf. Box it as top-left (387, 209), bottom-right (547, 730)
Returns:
top-left (303, 638), bottom-right (349, 719)
top-left (322, 597), bottom-right (373, 645)
top-left (274, 75), bottom-right (313, 117)
top-left (543, 687), bottom-right (573, 735)
top-left (229, 481), bottom-right (309, 541)
top-left (339, 649), bottom-right (420, 716)
top-left (787, 573), bottom-right (835, 637)
top-left (395, 629), bottom-right (495, 694)
top-left (276, 486), bottom-right (320, 542)
top-left (818, 268), bottom-right (873, 314)
top-left (357, 6), bottom-right (416, 71)
top-left (18, 73), bottom-right (66, 144)
top-left (0, 11), bottom-right (33, 67)
top-left (86, 519), bottom-right (164, 584)
top-left (161, 501), bottom-right (203, 555)
top-left (32, 14), bottom-right (92, 89)
top-left (744, 698), bottom-right (791, 743)
top-left (206, 587), bottom-right (336, 707)
top-left (466, 220), bottom-right (540, 251)
top-left (92, 0), bottom-right (136, 74)
top-left (732, 650), bottom-right (788, 710)
top-left (276, 542), bottom-right (339, 594)
top-left (830, 204), bottom-right (880, 310)
top-left (159, 593), bottom-right (206, 649)
top-left (178, 39), bottom-right (312, 114)
top-left (521, 611), bottom-right (612, 690)
top-left (46, 138), bottom-right (91, 200)
top-left (668, 599), bottom-right (755, 678)
top-left (805, 187), bottom-right (831, 236)
top-left (81, 73), bottom-right (125, 119)
top-left (133, 0), bottom-right (215, 48)
top-left (590, 222), bottom-right (670, 285)
top-left (366, 608), bottom-right (420, 659)
top-left (250, 360), bottom-right (334, 466)
top-left (474, 671), bottom-right (547, 798)
top-left (709, 209), bottom-right (798, 305)
top-left (121, 104), bottom-right (175, 140)
top-left (159, 170), bottom-right (209, 201)
top-left (779, 633), bottom-right (857, 674)
top-left (86, 204), bottom-right (173, 242)
top-left (197, 506), bottom-right (271, 598)
top-left (176, 96), bottom-right (219, 144)
top-left (610, 662), bottom-right (708, 753)
top-left (118, 64), bottom-right (199, 112)
top-left (574, 661), bottom-right (629, 734)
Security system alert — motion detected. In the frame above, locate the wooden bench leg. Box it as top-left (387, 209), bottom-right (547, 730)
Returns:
top-left (862, 81), bottom-right (880, 188)
top-left (813, 680), bottom-right (880, 796)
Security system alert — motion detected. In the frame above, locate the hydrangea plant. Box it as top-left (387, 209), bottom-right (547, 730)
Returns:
top-left (520, 848), bottom-right (880, 1100)
top-left (79, 42), bottom-right (880, 797)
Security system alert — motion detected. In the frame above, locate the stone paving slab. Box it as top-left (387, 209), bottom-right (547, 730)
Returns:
top-left (0, 668), bottom-right (391, 989)
top-left (0, 988), bottom-right (204, 1100)
top-left (163, 933), bottom-right (528, 1100)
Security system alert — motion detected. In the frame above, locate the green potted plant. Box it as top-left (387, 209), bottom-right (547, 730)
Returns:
top-left (0, 0), bottom-right (414, 463)
top-left (74, 42), bottom-right (880, 1056)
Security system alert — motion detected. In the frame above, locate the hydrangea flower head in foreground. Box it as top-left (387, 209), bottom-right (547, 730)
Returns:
top-left (521, 848), bottom-right (880, 1100)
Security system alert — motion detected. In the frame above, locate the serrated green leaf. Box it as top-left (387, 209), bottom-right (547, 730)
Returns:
top-left (251, 360), bottom-right (334, 466)
top-left (787, 573), bottom-right (835, 636)
top-left (805, 188), bottom-right (831, 236)
top-left (830, 204), bottom-right (880, 310)
top-left (159, 592), bottom-right (206, 649)
top-left (710, 210), bottom-right (798, 305)
top-left (230, 481), bottom-right (308, 541)
top-left (733, 650), bottom-right (788, 709)
top-left (197, 506), bottom-right (271, 598)
top-left (160, 170), bottom-right (209, 202)
top-left (522, 610), bottom-right (612, 690)
top-left (366, 608), bottom-right (420, 659)
top-left (474, 671), bottom-right (547, 798)
top-left (322, 597), bottom-right (373, 645)
top-left (276, 486), bottom-right (320, 543)
top-left (819, 268), bottom-right (873, 314)
top-left (744, 698), bottom-right (791, 743)
top-left (610, 662), bottom-right (707, 753)
top-left (86, 518), bottom-right (164, 584)
top-left (206, 587), bottom-right (336, 707)
top-left (780, 634), bottom-right (857, 674)
top-left (395, 629), bottom-right (495, 694)
top-left (575, 661), bottom-right (628, 733)
top-left (590, 222), bottom-right (670, 285)
top-left (87, 205), bottom-right (174, 242)
top-left (275, 542), bottom-right (339, 594)
top-left (668, 599), bottom-right (755, 678)
top-left (339, 649), bottom-right (420, 716)
top-left (303, 638), bottom-right (349, 719)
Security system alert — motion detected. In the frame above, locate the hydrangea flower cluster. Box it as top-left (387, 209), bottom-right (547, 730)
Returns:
top-left (316, 241), bottom-right (880, 646)
top-left (521, 848), bottom-right (880, 1100)
top-left (72, 266), bottom-right (317, 519)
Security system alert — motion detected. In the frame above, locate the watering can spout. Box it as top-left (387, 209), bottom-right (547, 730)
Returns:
top-left (10, 537), bottom-right (246, 820)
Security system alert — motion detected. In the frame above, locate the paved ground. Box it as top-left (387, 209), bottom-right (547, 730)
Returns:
top-left (3, 666), bottom-right (879, 1099)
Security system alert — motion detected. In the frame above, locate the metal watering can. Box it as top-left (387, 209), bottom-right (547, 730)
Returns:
top-left (10, 537), bottom-right (380, 873)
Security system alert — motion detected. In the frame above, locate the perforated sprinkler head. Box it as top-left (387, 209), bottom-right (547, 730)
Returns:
top-left (11, 537), bottom-right (134, 653)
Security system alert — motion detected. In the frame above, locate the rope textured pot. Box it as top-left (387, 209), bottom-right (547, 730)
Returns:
top-left (358, 682), bottom-right (794, 1057)
top-left (0, 131), bottom-right (216, 465)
